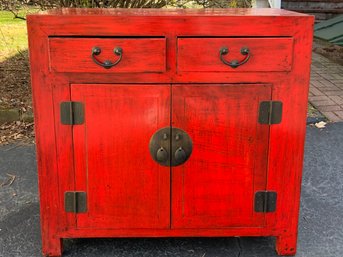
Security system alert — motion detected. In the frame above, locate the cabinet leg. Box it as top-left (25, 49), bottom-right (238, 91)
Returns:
top-left (275, 233), bottom-right (297, 256)
top-left (42, 237), bottom-right (63, 257)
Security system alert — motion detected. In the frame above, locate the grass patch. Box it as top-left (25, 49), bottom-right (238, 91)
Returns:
top-left (0, 8), bottom-right (39, 61)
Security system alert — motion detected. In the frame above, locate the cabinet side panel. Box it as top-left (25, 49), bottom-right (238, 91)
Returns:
top-left (27, 17), bottom-right (65, 257)
top-left (267, 17), bottom-right (314, 255)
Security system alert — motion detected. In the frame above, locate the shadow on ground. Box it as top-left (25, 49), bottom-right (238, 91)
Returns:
top-left (0, 50), bottom-right (31, 110)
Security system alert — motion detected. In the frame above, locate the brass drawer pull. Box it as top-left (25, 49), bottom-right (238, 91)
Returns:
top-left (219, 47), bottom-right (250, 68)
top-left (91, 46), bottom-right (123, 69)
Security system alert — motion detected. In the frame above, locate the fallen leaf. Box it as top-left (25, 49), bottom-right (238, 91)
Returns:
top-left (315, 121), bottom-right (327, 129)
top-left (0, 173), bottom-right (16, 187)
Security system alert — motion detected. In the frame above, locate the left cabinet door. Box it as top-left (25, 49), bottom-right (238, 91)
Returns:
top-left (71, 84), bottom-right (171, 229)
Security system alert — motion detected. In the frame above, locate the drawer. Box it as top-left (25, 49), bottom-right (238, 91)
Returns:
top-left (49, 37), bottom-right (166, 73)
top-left (177, 37), bottom-right (293, 72)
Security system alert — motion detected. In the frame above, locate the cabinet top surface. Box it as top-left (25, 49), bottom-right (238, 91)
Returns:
top-left (29, 8), bottom-right (309, 17)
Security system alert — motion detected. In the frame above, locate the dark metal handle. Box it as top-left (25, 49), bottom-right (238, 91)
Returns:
top-left (156, 147), bottom-right (168, 162)
top-left (149, 127), bottom-right (192, 167)
top-left (91, 46), bottom-right (123, 69)
top-left (219, 47), bottom-right (250, 68)
top-left (175, 147), bottom-right (187, 164)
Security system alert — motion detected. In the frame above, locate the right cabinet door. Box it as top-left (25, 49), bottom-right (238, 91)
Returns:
top-left (172, 84), bottom-right (271, 228)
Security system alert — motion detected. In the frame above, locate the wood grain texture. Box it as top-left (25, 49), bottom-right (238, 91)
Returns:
top-left (49, 38), bottom-right (166, 73)
top-left (27, 19), bottom-right (63, 257)
top-left (269, 19), bottom-right (314, 256)
top-left (177, 38), bottom-right (293, 72)
top-left (58, 226), bottom-right (276, 238)
top-left (27, 8), bottom-right (314, 257)
top-left (72, 84), bottom-right (170, 229)
top-left (28, 14), bottom-right (311, 38)
top-left (171, 84), bottom-right (270, 228)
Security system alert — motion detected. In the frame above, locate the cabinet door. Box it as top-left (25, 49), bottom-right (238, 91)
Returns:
top-left (71, 84), bottom-right (170, 229)
top-left (172, 84), bottom-right (271, 228)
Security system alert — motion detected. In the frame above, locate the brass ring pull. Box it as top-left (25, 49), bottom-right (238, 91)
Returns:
top-left (91, 46), bottom-right (123, 69)
top-left (219, 47), bottom-right (250, 68)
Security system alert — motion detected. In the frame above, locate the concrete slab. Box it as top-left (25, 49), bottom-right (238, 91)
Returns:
top-left (1, 123), bottom-right (343, 257)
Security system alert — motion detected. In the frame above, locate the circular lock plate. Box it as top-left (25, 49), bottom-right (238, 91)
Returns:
top-left (148, 127), bottom-right (193, 167)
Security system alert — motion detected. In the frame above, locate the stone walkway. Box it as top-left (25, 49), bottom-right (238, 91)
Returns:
top-left (310, 52), bottom-right (343, 122)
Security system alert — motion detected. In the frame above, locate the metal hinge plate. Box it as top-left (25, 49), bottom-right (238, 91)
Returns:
top-left (60, 101), bottom-right (84, 125)
top-left (254, 191), bottom-right (277, 213)
top-left (259, 101), bottom-right (283, 125)
top-left (64, 191), bottom-right (87, 213)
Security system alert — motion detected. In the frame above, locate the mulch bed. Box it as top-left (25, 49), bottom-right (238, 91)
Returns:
top-left (0, 50), bottom-right (34, 145)
top-left (0, 121), bottom-right (35, 145)
top-left (0, 50), bottom-right (31, 109)
top-left (313, 38), bottom-right (343, 66)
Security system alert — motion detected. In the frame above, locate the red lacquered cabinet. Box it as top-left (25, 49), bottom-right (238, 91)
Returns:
top-left (27, 8), bottom-right (314, 257)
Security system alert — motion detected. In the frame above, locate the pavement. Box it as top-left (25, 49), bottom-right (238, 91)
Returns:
top-left (310, 52), bottom-right (343, 122)
top-left (0, 123), bottom-right (343, 257)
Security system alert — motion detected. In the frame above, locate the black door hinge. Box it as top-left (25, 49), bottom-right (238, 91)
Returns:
top-left (60, 101), bottom-right (84, 125)
top-left (259, 101), bottom-right (283, 125)
top-left (254, 191), bottom-right (277, 213)
top-left (64, 191), bottom-right (87, 213)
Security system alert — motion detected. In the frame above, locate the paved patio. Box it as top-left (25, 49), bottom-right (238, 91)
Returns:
top-left (310, 52), bottom-right (343, 122)
top-left (1, 123), bottom-right (343, 257)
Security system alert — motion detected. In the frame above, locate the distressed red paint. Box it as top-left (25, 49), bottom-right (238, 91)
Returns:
top-left (27, 8), bottom-right (314, 257)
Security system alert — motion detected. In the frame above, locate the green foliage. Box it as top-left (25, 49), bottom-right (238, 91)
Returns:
top-left (0, 10), bottom-right (30, 61)
top-left (190, 0), bottom-right (251, 8)
top-left (0, 0), bottom-right (252, 61)
top-left (1, 0), bottom-right (169, 11)
top-left (1, 0), bottom-right (252, 17)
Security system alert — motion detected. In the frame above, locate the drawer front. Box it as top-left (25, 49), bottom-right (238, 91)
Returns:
top-left (177, 37), bottom-right (293, 72)
top-left (49, 38), bottom-right (166, 73)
